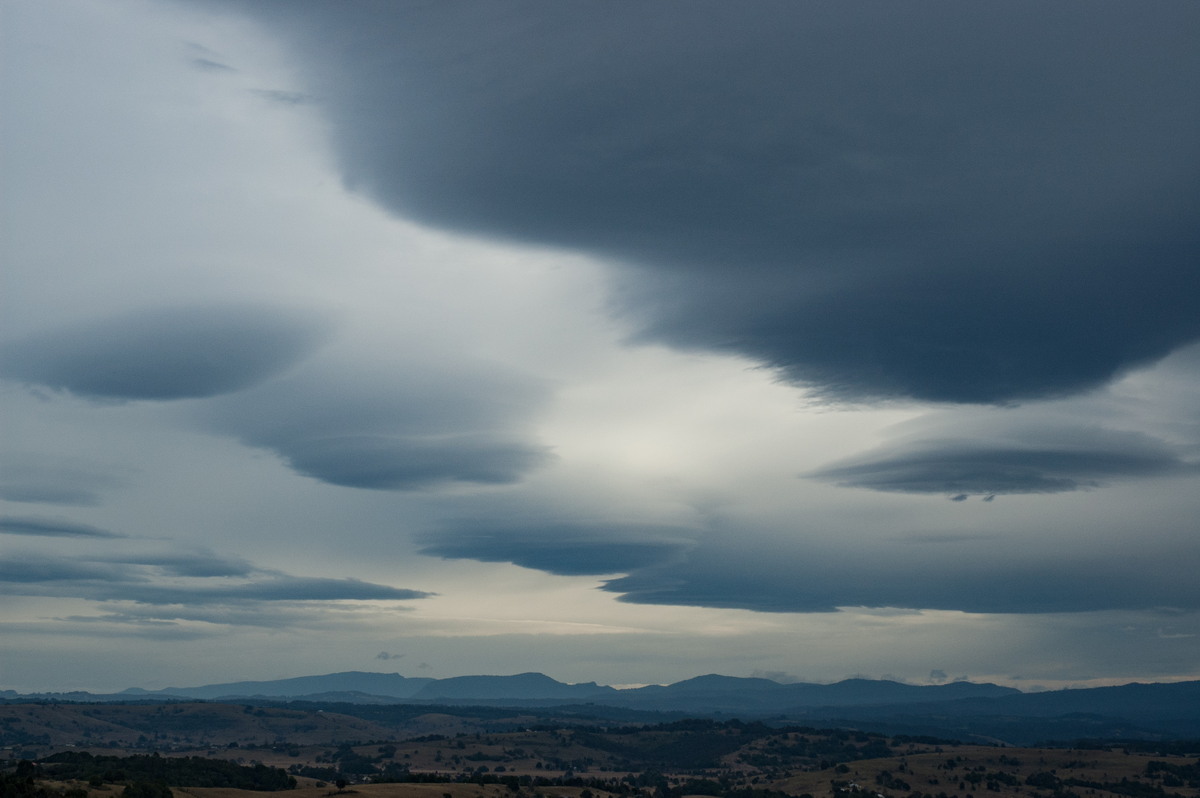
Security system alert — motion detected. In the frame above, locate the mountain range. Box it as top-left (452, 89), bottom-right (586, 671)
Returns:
top-left (113, 671), bottom-right (1020, 710)
top-left (5, 672), bottom-right (1198, 744)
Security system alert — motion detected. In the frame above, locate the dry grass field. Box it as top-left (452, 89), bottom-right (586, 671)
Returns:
top-left (777, 745), bottom-right (1200, 798)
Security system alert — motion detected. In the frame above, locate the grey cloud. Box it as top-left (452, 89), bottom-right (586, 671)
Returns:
top-left (60, 614), bottom-right (193, 628)
top-left (251, 89), bottom-right (310, 105)
top-left (895, 533), bottom-right (993, 545)
top-left (0, 553), bottom-right (430, 607)
top-left (0, 556), bottom-right (128, 584)
top-left (809, 426), bottom-right (1193, 496)
top-left (415, 504), bottom-right (1200, 614)
top-left (98, 576), bottom-right (431, 605)
top-left (201, 360), bottom-right (551, 489)
top-left (0, 486), bottom-right (101, 506)
top-left (0, 454), bottom-right (127, 506)
top-left (281, 434), bottom-right (549, 490)
top-left (0, 516), bottom-right (124, 539)
top-left (209, 0), bottom-right (1200, 403)
top-left (104, 552), bottom-right (256, 578)
top-left (749, 670), bottom-right (805, 684)
top-left (54, 616), bottom-right (215, 640)
top-left (600, 540), bottom-right (1200, 615)
top-left (419, 521), bottom-right (694, 576)
top-left (0, 305), bottom-right (329, 401)
top-left (191, 57), bottom-right (234, 72)
top-left (602, 556), bottom-right (838, 614)
top-left (55, 600), bottom-right (414, 633)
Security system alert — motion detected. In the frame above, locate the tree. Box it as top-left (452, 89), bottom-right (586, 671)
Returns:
top-left (121, 782), bottom-right (173, 798)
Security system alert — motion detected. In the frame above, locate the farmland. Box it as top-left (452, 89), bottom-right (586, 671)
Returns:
top-left (3, 703), bottom-right (1199, 798)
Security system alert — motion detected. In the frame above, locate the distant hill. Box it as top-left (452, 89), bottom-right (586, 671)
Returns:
top-left (111, 671), bottom-right (1017, 712)
top-left (603, 675), bottom-right (1020, 713)
top-left (121, 671), bottom-right (435, 701)
top-left (800, 679), bottom-right (1200, 742)
top-left (0, 700), bottom-right (402, 748)
top-left (409, 672), bottom-right (617, 701)
top-left (5, 672), bottom-right (1198, 743)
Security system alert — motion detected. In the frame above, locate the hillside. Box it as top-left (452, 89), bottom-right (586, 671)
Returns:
top-left (5, 675), bottom-right (1199, 744)
top-left (6, 717), bottom-right (1200, 798)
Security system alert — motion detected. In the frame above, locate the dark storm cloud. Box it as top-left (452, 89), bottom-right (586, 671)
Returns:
top-left (0, 305), bottom-right (329, 401)
top-left (205, 0), bottom-right (1200, 403)
top-left (201, 360), bottom-right (551, 489)
top-left (418, 502), bottom-right (1200, 614)
top-left (0, 516), bottom-right (124, 539)
top-left (419, 521), bottom-right (693, 576)
top-left (809, 427), bottom-right (1193, 496)
top-left (600, 538), bottom-right (1200, 614)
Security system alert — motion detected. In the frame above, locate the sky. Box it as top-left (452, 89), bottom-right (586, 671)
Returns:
top-left (1, 0), bottom-right (1199, 694)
